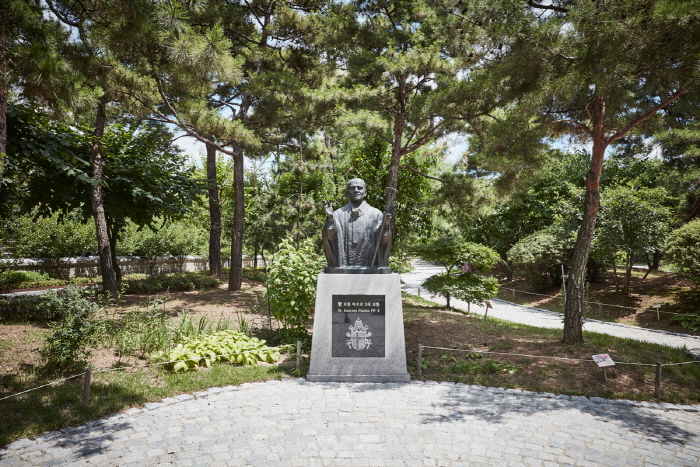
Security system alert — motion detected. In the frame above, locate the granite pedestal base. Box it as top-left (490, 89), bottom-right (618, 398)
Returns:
top-left (306, 273), bottom-right (410, 383)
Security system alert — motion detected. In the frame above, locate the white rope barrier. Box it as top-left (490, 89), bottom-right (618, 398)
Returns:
top-left (498, 287), bottom-right (687, 316)
top-left (0, 348), bottom-right (280, 402)
top-left (0, 372), bottom-right (85, 402)
top-left (420, 345), bottom-right (692, 367)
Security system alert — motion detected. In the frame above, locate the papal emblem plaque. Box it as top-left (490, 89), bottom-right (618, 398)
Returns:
top-left (332, 294), bottom-right (385, 357)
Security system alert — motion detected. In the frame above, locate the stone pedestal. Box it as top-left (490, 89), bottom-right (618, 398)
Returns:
top-left (307, 273), bottom-right (410, 382)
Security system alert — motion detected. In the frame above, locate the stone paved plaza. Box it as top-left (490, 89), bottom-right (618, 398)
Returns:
top-left (2, 379), bottom-right (699, 467)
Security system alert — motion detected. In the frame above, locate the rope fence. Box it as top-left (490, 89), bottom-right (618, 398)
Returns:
top-left (409, 285), bottom-right (689, 320)
top-left (497, 287), bottom-right (687, 317)
top-left (0, 341), bottom-right (306, 404)
top-left (417, 344), bottom-right (699, 397)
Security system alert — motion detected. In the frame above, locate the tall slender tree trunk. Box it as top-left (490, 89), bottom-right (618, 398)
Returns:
top-left (624, 253), bottom-right (633, 294)
top-left (228, 143), bottom-right (244, 291)
top-left (0, 34), bottom-right (8, 191)
top-left (108, 221), bottom-right (122, 283)
top-left (563, 97), bottom-right (606, 344)
top-left (384, 77), bottom-right (407, 243)
top-left (91, 99), bottom-right (118, 298)
top-left (206, 142), bottom-right (222, 276)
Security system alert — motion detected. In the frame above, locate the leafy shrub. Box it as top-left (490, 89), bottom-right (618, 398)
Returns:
top-left (265, 238), bottom-right (324, 337)
top-left (413, 237), bottom-right (501, 308)
top-left (0, 270), bottom-right (51, 289)
top-left (241, 267), bottom-right (267, 283)
top-left (670, 312), bottom-right (700, 332)
top-left (160, 330), bottom-right (281, 372)
top-left (40, 287), bottom-right (103, 373)
top-left (0, 294), bottom-right (57, 322)
top-left (221, 267), bottom-right (268, 283)
top-left (508, 230), bottom-right (568, 291)
top-left (122, 273), bottom-right (148, 281)
top-left (422, 273), bottom-right (500, 307)
top-left (121, 272), bottom-right (221, 294)
top-left (664, 219), bottom-right (700, 284)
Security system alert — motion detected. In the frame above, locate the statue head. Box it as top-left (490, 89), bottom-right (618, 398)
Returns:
top-left (346, 178), bottom-right (367, 207)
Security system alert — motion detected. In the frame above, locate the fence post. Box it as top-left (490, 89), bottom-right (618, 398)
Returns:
top-left (296, 341), bottom-right (301, 374)
top-left (82, 367), bottom-right (92, 407)
top-left (417, 344), bottom-right (423, 379)
top-left (598, 302), bottom-right (602, 318)
top-left (512, 288), bottom-right (515, 302)
top-left (655, 362), bottom-right (662, 398)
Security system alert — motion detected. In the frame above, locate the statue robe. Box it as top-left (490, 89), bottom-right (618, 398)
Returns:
top-left (322, 201), bottom-right (391, 268)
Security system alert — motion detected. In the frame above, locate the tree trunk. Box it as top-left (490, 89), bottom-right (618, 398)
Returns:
top-left (643, 251), bottom-right (662, 279)
top-left (0, 34), bottom-right (8, 191)
top-left (563, 98), bottom-right (606, 344)
top-left (611, 260), bottom-right (619, 291)
top-left (108, 221), bottom-right (122, 283)
top-left (228, 142), bottom-right (244, 291)
top-left (91, 99), bottom-right (118, 298)
top-left (624, 252), bottom-right (633, 294)
top-left (253, 243), bottom-right (259, 268)
top-left (383, 77), bottom-right (407, 256)
top-left (206, 142), bottom-right (222, 277)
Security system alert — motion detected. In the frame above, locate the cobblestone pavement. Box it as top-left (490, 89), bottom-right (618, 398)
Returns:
top-left (400, 261), bottom-right (700, 350)
top-left (2, 379), bottom-right (699, 467)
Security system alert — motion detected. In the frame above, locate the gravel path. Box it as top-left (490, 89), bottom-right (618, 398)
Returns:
top-left (2, 379), bottom-right (699, 467)
top-left (400, 261), bottom-right (700, 350)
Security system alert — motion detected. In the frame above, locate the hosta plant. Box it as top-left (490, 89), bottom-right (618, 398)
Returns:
top-left (159, 330), bottom-right (281, 372)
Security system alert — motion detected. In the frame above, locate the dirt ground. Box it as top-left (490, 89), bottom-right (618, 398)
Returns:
top-left (0, 278), bottom-right (275, 381)
top-left (402, 296), bottom-right (699, 403)
top-left (500, 268), bottom-right (699, 335)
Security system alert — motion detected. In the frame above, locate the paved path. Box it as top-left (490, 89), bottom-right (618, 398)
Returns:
top-left (2, 379), bottom-right (699, 467)
top-left (400, 261), bottom-right (700, 350)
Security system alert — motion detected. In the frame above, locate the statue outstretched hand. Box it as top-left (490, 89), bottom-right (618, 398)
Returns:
top-left (324, 201), bottom-right (334, 220)
top-left (383, 212), bottom-right (392, 226)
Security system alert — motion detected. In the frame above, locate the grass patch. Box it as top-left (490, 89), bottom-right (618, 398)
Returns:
top-left (0, 363), bottom-right (292, 446)
top-left (403, 295), bottom-right (700, 404)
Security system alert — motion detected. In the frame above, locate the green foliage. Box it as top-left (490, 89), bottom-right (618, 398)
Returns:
top-left (265, 238), bottom-right (324, 337)
top-left (3, 212), bottom-right (96, 277)
top-left (670, 313), bottom-right (700, 332)
top-left (413, 238), bottom-right (501, 274)
top-left (40, 287), bottom-right (102, 373)
top-left (0, 270), bottom-right (51, 290)
top-left (598, 185), bottom-right (675, 292)
top-left (508, 229), bottom-right (569, 291)
top-left (0, 294), bottom-right (59, 322)
top-left (121, 272), bottom-right (222, 295)
top-left (422, 273), bottom-right (500, 307)
top-left (163, 331), bottom-right (280, 372)
top-left (664, 219), bottom-right (700, 284)
top-left (413, 237), bottom-right (501, 307)
top-left (445, 353), bottom-right (519, 376)
top-left (111, 297), bottom-right (174, 358)
top-left (241, 267), bottom-right (267, 283)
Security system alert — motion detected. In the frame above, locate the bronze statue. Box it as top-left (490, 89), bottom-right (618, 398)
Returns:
top-left (322, 178), bottom-right (393, 273)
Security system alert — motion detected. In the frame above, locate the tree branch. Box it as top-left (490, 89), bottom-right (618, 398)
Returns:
top-left (606, 89), bottom-right (687, 144)
top-left (526, 0), bottom-right (569, 13)
top-left (399, 164), bottom-right (447, 183)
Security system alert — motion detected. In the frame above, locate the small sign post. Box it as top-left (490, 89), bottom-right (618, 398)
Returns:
top-left (592, 354), bottom-right (615, 384)
top-left (483, 301), bottom-right (493, 321)
top-left (652, 303), bottom-right (663, 320)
